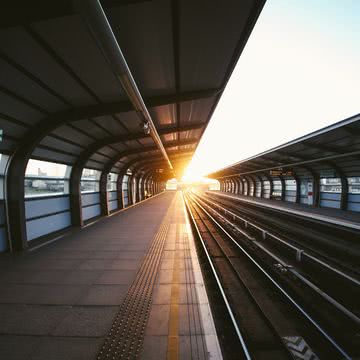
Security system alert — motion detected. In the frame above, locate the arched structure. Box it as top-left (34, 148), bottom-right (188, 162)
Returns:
top-left (208, 114), bottom-right (360, 214)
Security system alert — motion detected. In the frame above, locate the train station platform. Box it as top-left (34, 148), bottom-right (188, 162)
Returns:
top-left (208, 191), bottom-right (360, 230)
top-left (0, 191), bottom-right (221, 360)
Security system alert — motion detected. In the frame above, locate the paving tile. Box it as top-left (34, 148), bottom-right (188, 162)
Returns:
top-left (179, 284), bottom-right (198, 304)
top-left (77, 285), bottom-right (129, 305)
top-left (22, 270), bottom-right (71, 285)
top-left (157, 270), bottom-right (173, 284)
top-left (140, 335), bottom-right (168, 360)
top-left (110, 259), bottom-right (141, 270)
top-left (162, 251), bottom-right (175, 259)
top-left (0, 270), bottom-right (53, 284)
top-left (179, 258), bottom-right (193, 270)
top-left (0, 335), bottom-right (40, 360)
top-left (36, 250), bottom-right (95, 260)
top-left (152, 284), bottom-right (172, 305)
top-left (163, 242), bottom-right (176, 251)
top-left (78, 259), bottom-right (114, 270)
top-left (1, 270), bottom-right (100, 285)
top-left (16, 259), bottom-right (81, 271)
top-left (95, 270), bottom-right (137, 285)
top-left (204, 334), bottom-right (223, 359)
top-left (0, 304), bottom-right (69, 335)
top-left (160, 259), bottom-right (174, 270)
top-left (145, 304), bottom-right (170, 336)
top-left (180, 269), bottom-right (203, 284)
top-left (30, 337), bottom-right (102, 360)
top-left (51, 306), bottom-right (118, 337)
top-left (179, 335), bottom-right (208, 360)
top-left (91, 251), bottom-right (145, 260)
top-left (0, 193), bottom-right (220, 359)
top-left (199, 304), bottom-right (218, 335)
top-left (125, 244), bottom-right (151, 251)
top-left (0, 284), bottom-right (87, 305)
top-left (55, 270), bottom-right (103, 285)
top-left (178, 304), bottom-right (204, 336)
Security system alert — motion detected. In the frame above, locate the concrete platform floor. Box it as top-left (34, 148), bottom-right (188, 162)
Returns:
top-left (0, 191), bottom-right (221, 360)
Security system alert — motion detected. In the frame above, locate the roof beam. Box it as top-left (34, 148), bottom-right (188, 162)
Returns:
top-left (48, 88), bottom-right (217, 125)
top-left (116, 151), bottom-right (194, 179)
top-left (0, 0), bottom-right (153, 29)
top-left (12, 88), bottom-right (216, 156)
top-left (109, 138), bottom-right (197, 166)
top-left (76, 0), bottom-right (174, 169)
top-left (78, 122), bottom-right (204, 159)
top-left (211, 149), bottom-right (360, 180)
top-left (302, 142), bottom-right (344, 154)
top-left (72, 138), bottom-right (197, 184)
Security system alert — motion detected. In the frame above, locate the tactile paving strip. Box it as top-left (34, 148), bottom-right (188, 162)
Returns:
top-left (97, 212), bottom-right (171, 360)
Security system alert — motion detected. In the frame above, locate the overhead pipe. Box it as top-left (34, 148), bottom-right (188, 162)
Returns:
top-left (75, 0), bottom-right (173, 171)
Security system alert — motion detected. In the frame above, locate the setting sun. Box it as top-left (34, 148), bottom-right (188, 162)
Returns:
top-left (181, 165), bottom-right (219, 185)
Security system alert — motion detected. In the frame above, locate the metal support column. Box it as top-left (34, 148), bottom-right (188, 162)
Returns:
top-left (99, 171), bottom-right (109, 216)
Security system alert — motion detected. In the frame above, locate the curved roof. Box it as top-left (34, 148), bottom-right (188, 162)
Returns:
top-left (207, 113), bottom-right (360, 180)
top-left (0, 0), bottom-right (265, 179)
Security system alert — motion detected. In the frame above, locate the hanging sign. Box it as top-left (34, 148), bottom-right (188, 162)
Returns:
top-left (270, 168), bottom-right (293, 176)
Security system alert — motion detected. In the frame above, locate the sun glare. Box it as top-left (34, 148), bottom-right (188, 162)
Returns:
top-left (181, 165), bottom-right (218, 185)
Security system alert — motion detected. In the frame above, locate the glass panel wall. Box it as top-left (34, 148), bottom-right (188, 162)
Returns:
top-left (285, 179), bottom-right (297, 202)
top-left (263, 180), bottom-right (271, 198)
top-left (348, 177), bottom-right (360, 212)
top-left (271, 179), bottom-right (282, 200)
top-left (122, 174), bottom-right (129, 207)
top-left (81, 168), bottom-right (100, 193)
top-left (320, 178), bottom-right (342, 209)
top-left (0, 154), bottom-right (9, 199)
top-left (348, 177), bottom-right (360, 194)
top-left (320, 178), bottom-right (341, 193)
top-left (25, 159), bottom-right (71, 197)
top-left (107, 172), bottom-right (118, 191)
top-left (255, 180), bottom-right (262, 197)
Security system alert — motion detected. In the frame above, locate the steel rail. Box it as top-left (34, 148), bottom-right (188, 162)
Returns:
top-left (209, 192), bottom-right (360, 231)
top-left (186, 194), bottom-right (293, 359)
top-left (188, 193), bottom-right (352, 359)
top-left (193, 192), bottom-right (360, 325)
top-left (198, 192), bottom-right (360, 287)
top-left (183, 192), bottom-right (252, 360)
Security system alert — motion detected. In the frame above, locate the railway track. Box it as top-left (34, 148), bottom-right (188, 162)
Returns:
top-left (183, 191), bottom-right (359, 360)
top-left (198, 191), bottom-right (360, 315)
top-left (205, 191), bottom-right (360, 276)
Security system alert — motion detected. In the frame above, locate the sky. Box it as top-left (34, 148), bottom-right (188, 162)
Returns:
top-left (182, 0), bottom-right (360, 182)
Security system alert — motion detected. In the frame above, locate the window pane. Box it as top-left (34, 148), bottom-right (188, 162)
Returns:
top-left (108, 173), bottom-right (118, 182)
top-left (24, 159), bottom-right (71, 198)
top-left (81, 168), bottom-right (101, 181)
top-left (348, 177), bottom-right (360, 194)
top-left (81, 168), bottom-right (100, 193)
top-left (0, 178), bottom-right (4, 199)
top-left (0, 154), bottom-right (9, 199)
top-left (107, 173), bottom-right (118, 191)
top-left (320, 178), bottom-right (341, 193)
top-left (0, 154), bottom-right (9, 175)
top-left (81, 181), bottom-right (99, 193)
top-left (107, 182), bottom-right (117, 191)
top-left (25, 179), bottom-right (69, 197)
top-left (122, 175), bottom-right (129, 190)
top-left (26, 159), bottom-right (70, 178)
top-left (285, 179), bottom-right (297, 191)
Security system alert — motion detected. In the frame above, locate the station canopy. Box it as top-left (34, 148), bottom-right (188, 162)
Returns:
top-left (0, 0), bottom-right (264, 180)
top-left (207, 114), bottom-right (360, 180)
